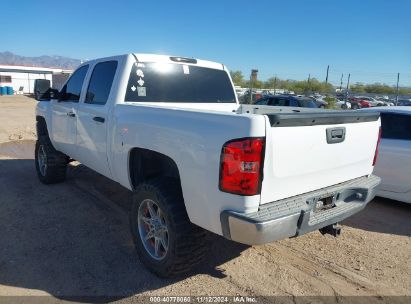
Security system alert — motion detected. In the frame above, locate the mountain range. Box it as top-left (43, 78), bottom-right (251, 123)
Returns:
top-left (0, 51), bottom-right (81, 70)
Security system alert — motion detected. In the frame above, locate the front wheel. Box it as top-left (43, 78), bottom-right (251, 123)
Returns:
top-left (130, 178), bottom-right (207, 277)
top-left (35, 136), bottom-right (68, 184)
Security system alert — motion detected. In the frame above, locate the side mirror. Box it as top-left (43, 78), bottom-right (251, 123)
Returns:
top-left (49, 89), bottom-right (59, 100)
top-left (34, 79), bottom-right (52, 101)
top-left (35, 88), bottom-right (59, 101)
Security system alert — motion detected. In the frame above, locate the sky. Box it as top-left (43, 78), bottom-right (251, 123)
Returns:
top-left (2, 0), bottom-right (411, 86)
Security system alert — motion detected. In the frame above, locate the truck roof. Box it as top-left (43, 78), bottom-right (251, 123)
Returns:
top-left (132, 53), bottom-right (225, 70)
top-left (77, 53), bottom-right (226, 72)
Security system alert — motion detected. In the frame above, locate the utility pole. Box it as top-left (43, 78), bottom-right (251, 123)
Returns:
top-left (307, 74), bottom-right (311, 95)
top-left (339, 73), bottom-right (343, 91)
top-left (395, 73), bottom-right (400, 105)
top-left (345, 73), bottom-right (350, 101)
top-left (325, 65), bottom-right (329, 84)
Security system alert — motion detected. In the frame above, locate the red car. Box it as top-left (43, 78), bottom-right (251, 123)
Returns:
top-left (349, 97), bottom-right (371, 109)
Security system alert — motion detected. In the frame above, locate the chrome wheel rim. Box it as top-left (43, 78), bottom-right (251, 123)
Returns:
top-left (37, 145), bottom-right (47, 176)
top-left (138, 199), bottom-right (169, 260)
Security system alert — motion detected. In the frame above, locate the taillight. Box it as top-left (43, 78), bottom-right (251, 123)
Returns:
top-left (219, 137), bottom-right (265, 196)
top-left (372, 127), bottom-right (382, 166)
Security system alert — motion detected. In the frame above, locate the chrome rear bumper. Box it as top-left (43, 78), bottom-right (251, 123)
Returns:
top-left (220, 175), bottom-right (380, 245)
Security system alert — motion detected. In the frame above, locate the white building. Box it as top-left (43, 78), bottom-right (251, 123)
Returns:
top-left (0, 64), bottom-right (72, 94)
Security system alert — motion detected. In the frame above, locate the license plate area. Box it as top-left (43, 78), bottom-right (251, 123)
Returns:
top-left (307, 193), bottom-right (337, 213)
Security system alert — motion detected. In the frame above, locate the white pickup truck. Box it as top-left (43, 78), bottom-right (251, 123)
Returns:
top-left (35, 54), bottom-right (381, 277)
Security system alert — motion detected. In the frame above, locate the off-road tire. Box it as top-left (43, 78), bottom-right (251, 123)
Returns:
top-left (130, 178), bottom-right (208, 277)
top-left (35, 135), bottom-right (68, 184)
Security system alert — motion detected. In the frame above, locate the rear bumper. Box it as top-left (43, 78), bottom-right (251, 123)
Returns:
top-left (220, 175), bottom-right (380, 245)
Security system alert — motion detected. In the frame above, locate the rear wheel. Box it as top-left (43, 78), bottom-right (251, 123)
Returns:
top-left (35, 135), bottom-right (68, 184)
top-left (130, 178), bottom-right (207, 277)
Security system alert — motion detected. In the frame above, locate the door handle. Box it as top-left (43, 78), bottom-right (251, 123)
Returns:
top-left (93, 116), bottom-right (105, 123)
top-left (67, 112), bottom-right (76, 117)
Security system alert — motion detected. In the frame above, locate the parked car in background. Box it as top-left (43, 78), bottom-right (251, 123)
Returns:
top-left (309, 95), bottom-right (328, 108)
top-left (398, 99), bottom-right (411, 106)
top-left (349, 97), bottom-right (372, 110)
top-left (363, 107), bottom-right (411, 204)
top-left (379, 100), bottom-right (395, 106)
top-left (235, 87), bottom-right (247, 97)
top-left (335, 99), bottom-right (351, 109)
top-left (239, 90), bottom-right (263, 104)
top-left (384, 100), bottom-right (395, 106)
top-left (376, 96), bottom-right (395, 106)
top-left (355, 96), bottom-right (386, 107)
top-left (255, 94), bottom-right (318, 108)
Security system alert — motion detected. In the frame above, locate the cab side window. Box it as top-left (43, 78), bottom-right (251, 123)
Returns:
top-left (381, 113), bottom-right (411, 140)
top-left (59, 65), bottom-right (89, 102)
top-left (85, 61), bottom-right (118, 105)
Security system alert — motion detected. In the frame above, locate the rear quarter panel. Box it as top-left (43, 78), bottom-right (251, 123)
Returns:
top-left (110, 104), bottom-right (266, 235)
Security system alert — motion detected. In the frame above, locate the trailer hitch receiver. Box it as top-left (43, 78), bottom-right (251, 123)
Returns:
top-left (319, 223), bottom-right (341, 237)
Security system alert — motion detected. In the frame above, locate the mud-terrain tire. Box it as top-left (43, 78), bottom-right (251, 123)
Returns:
top-left (130, 178), bottom-right (207, 277)
top-left (35, 135), bottom-right (68, 184)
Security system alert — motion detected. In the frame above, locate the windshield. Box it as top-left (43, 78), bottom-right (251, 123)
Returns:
top-left (125, 62), bottom-right (236, 103)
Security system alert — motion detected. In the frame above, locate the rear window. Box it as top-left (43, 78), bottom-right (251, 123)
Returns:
top-left (125, 62), bottom-right (236, 103)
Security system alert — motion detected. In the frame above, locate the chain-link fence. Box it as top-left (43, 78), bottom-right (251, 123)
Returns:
top-left (234, 69), bottom-right (411, 108)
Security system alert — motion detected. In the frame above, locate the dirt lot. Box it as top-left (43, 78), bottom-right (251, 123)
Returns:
top-left (0, 95), bottom-right (410, 303)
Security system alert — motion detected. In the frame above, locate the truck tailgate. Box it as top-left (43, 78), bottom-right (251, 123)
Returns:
top-left (260, 111), bottom-right (380, 204)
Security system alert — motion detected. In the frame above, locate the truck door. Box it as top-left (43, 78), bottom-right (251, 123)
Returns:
top-left (76, 60), bottom-right (118, 178)
top-left (51, 65), bottom-right (89, 159)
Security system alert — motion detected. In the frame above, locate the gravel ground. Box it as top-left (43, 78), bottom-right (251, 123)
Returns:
top-left (0, 96), bottom-right (410, 303)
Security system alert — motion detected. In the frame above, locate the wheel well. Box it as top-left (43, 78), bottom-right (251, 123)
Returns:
top-left (129, 148), bottom-right (181, 190)
top-left (36, 116), bottom-right (48, 137)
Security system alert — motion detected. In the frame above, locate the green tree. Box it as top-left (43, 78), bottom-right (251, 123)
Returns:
top-left (229, 70), bottom-right (245, 86)
top-left (350, 83), bottom-right (366, 93)
top-left (244, 79), bottom-right (263, 89)
top-left (231, 71), bottom-right (411, 96)
top-left (324, 96), bottom-right (337, 109)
